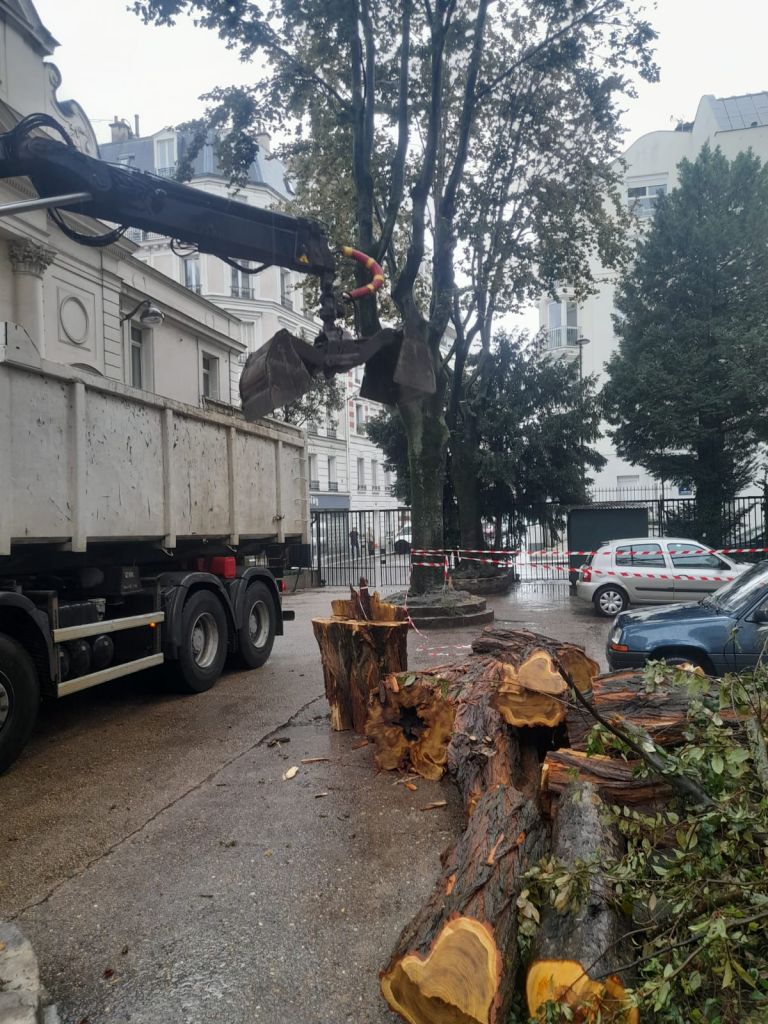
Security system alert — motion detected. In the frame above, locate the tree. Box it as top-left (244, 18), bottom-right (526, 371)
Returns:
top-left (368, 330), bottom-right (605, 545)
top-left (271, 375), bottom-right (344, 429)
top-left (133, 0), bottom-right (657, 591)
top-left (603, 146), bottom-right (768, 545)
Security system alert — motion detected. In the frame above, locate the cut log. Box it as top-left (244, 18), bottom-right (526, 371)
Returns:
top-left (312, 581), bottom-right (409, 733)
top-left (526, 783), bottom-right (637, 1024)
top-left (541, 748), bottom-right (671, 815)
top-left (473, 627), bottom-right (600, 694)
top-left (381, 783), bottom-right (548, 1024)
top-left (565, 669), bottom-right (742, 751)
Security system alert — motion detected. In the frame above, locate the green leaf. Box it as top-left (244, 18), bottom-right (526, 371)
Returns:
top-left (711, 753), bottom-right (724, 775)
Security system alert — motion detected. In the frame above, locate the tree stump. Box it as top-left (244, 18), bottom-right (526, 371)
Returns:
top-left (526, 783), bottom-right (637, 1023)
top-left (381, 782), bottom-right (548, 1024)
top-left (312, 580), bottom-right (410, 733)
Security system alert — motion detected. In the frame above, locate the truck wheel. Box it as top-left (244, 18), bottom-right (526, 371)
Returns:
top-left (593, 585), bottom-right (628, 618)
top-left (175, 591), bottom-right (228, 694)
top-left (236, 582), bottom-right (277, 669)
top-left (0, 634), bottom-right (40, 773)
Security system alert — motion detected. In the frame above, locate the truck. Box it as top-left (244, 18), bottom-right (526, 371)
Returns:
top-left (0, 112), bottom-right (435, 771)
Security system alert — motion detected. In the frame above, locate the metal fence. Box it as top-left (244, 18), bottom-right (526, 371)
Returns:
top-left (311, 495), bottom-right (768, 589)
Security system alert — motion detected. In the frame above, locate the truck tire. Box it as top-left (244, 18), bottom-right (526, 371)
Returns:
top-left (236, 582), bottom-right (277, 669)
top-left (0, 633), bottom-right (40, 773)
top-left (175, 590), bottom-right (228, 694)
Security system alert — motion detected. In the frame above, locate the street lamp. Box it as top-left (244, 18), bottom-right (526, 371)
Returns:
top-left (120, 298), bottom-right (164, 326)
top-left (574, 334), bottom-right (590, 384)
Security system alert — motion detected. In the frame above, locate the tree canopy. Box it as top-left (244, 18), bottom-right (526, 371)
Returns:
top-left (603, 146), bottom-right (768, 543)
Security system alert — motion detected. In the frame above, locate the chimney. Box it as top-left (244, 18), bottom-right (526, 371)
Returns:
top-left (256, 130), bottom-right (271, 155)
top-left (134, 115), bottom-right (141, 138)
top-left (109, 117), bottom-right (133, 144)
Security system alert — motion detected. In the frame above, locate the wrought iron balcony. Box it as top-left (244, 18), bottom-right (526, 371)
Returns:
top-left (546, 325), bottom-right (579, 349)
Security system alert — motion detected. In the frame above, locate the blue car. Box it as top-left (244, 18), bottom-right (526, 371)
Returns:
top-left (607, 561), bottom-right (768, 675)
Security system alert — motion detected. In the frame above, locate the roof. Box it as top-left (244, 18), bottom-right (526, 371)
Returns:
top-left (708, 92), bottom-right (768, 131)
top-left (0, 0), bottom-right (58, 55)
top-left (100, 129), bottom-right (290, 198)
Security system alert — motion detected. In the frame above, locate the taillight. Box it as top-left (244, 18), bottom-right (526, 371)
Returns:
top-left (279, 579), bottom-right (286, 593)
top-left (581, 566), bottom-right (592, 583)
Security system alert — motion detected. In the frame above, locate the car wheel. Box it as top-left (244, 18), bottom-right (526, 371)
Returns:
top-left (236, 582), bottom-right (277, 669)
top-left (657, 653), bottom-right (712, 675)
top-left (593, 586), bottom-right (628, 618)
top-left (0, 633), bottom-right (40, 773)
top-left (175, 590), bottom-right (228, 694)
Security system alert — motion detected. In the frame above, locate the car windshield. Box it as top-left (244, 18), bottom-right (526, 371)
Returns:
top-left (704, 561), bottom-right (768, 615)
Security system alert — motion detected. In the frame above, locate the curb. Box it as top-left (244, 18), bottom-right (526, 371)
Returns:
top-left (0, 925), bottom-right (59, 1024)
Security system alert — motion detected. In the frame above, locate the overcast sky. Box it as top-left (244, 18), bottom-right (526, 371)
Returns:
top-left (33, 0), bottom-right (768, 149)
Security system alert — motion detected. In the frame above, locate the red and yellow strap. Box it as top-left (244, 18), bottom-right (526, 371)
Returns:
top-left (340, 245), bottom-right (385, 300)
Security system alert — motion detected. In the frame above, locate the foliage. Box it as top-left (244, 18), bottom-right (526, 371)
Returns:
top-left (518, 661), bottom-right (768, 1023)
top-left (603, 146), bottom-right (768, 545)
top-left (132, 0), bottom-right (659, 588)
top-left (368, 330), bottom-right (605, 538)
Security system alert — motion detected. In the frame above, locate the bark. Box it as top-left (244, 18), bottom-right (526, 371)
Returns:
top-left (565, 670), bottom-right (741, 751)
top-left (541, 749), bottom-right (671, 815)
top-left (381, 783), bottom-right (548, 1024)
top-left (526, 783), bottom-right (638, 1024)
top-left (451, 427), bottom-right (484, 552)
top-left (312, 586), bottom-right (409, 733)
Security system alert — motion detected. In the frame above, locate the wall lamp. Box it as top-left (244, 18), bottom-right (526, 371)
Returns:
top-left (120, 298), bottom-right (164, 327)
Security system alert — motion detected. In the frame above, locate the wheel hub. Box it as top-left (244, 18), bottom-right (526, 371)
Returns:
top-left (599, 590), bottom-right (623, 615)
top-left (190, 612), bottom-right (219, 669)
top-left (0, 672), bottom-right (11, 731)
top-left (248, 600), bottom-right (270, 648)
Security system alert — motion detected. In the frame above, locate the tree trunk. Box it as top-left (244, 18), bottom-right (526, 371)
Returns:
top-left (526, 783), bottom-right (637, 1024)
top-left (381, 782), bottom-right (548, 1024)
top-left (312, 586), bottom-right (410, 733)
top-left (472, 628), bottom-right (599, 694)
top-left (565, 669), bottom-right (742, 751)
top-left (400, 374), bottom-right (449, 595)
top-left (451, 423), bottom-right (484, 552)
top-left (541, 748), bottom-right (671, 814)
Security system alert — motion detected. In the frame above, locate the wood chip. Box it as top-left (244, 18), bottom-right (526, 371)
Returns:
top-left (351, 739), bottom-right (370, 750)
top-left (314, 792), bottom-right (329, 799)
top-left (282, 766), bottom-right (299, 780)
top-left (486, 832), bottom-right (505, 866)
top-left (421, 800), bottom-right (448, 811)
top-left (268, 736), bottom-right (290, 747)
top-left (405, 782), bottom-right (418, 792)
top-left (301, 757), bottom-right (330, 764)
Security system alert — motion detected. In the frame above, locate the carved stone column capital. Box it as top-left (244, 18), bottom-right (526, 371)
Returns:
top-left (8, 240), bottom-right (56, 277)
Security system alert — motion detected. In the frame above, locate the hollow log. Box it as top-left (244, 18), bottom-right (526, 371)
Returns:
top-left (312, 582), bottom-right (409, 733)
top-left (541, 748), bottom-right (671, 815)
top-left (473, 627), bottom-right (600, 694)
top-left (526, 783), bottom-right (637, 1024)
top-left (381, 783), bottom-right (548, 1024)
top-left (565, 670), bottom-right (742, 751)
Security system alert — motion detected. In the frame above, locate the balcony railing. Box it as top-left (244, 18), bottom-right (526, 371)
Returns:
top-left (185, 283), bottom-right (202, 294)
top-left (328, 481), bottom-right (339, 492)
top-left (309, 479), bottom-right (320, 490)
top-left (326, 426), bottom-right (337, 438)
top-left (231, 286), bottom-right (254, 299)
top-left (280, 295), bottom-right (294, 310)
top-left (308, 423), bottom-right (320, 435)
top-left (372, 485), bottom-right (381, 493)
top-left (547, 325), bottom-right (579, 350)
top-left (358, 484), bottom-right (367, 492)
top-left (155, 166), bottom-right (177, 178)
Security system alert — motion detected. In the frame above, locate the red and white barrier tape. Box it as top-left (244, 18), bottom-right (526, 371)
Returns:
top-left (589, 568), bottom-right (737, 583)
top-left (412, 545), bottom-right (768, 559)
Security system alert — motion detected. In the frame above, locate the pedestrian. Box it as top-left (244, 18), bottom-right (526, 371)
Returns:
top-left (349, 527), bottom-right (360, 557)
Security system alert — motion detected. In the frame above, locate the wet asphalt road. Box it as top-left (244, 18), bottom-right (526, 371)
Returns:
top-left (0, 583), bottom-right (610, 1024)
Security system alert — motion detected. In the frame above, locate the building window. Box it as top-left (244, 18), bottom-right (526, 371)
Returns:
top-left (280, 269), bottom-right (293, 309)
top-left (309, 454), bottom-right (319, 491)
top-left (201, 353), bottom-right (219, 400)
top-left (371, 460), bottom-right (379, 492)
top-left (355, 403), bottom-right (366, 434)
top-left (117, 154), bottom-right (135, 167)
top-left (327, 456), bottom-right (338, 491)
top-left (627, 181), bottom-right (667, 218)
top-left (547, 299), bottom-right (579, 350)
top-left (183, 256), bottom-right (201, 294)
top-left (241, 321), bottom-right (256, 351)
top-left (353, 364), bottom-right (364, 385)
top-left (357, 457), bottom-right (366, 492)
top-left (616, 474), bottom-right (640, 497)
top-left (155, 136), bottom-right (177, 176)
top-left (231, 262), bottom-right (254, 299)
top-left (325, 410), bottom-right (337, 438)
top-left (130, 324), bottom-right (144, 389)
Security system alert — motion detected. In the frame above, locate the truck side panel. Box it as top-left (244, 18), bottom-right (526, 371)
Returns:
top-left (0, 345), bottom-right (308, 552)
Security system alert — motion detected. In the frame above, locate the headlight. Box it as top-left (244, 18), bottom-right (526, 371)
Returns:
top-left (610, 625), bottom-right (623, 645)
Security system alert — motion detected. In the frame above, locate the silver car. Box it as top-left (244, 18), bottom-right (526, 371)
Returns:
top-left (576, 536), bottom-right (750, 617)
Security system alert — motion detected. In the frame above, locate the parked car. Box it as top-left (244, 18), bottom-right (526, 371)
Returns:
top-left (575, 537), bottom-right (750, 617)
top-left (393, 527), bottom-right (412, 555)
top-left (606, 561), bottom-right (768, 675)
